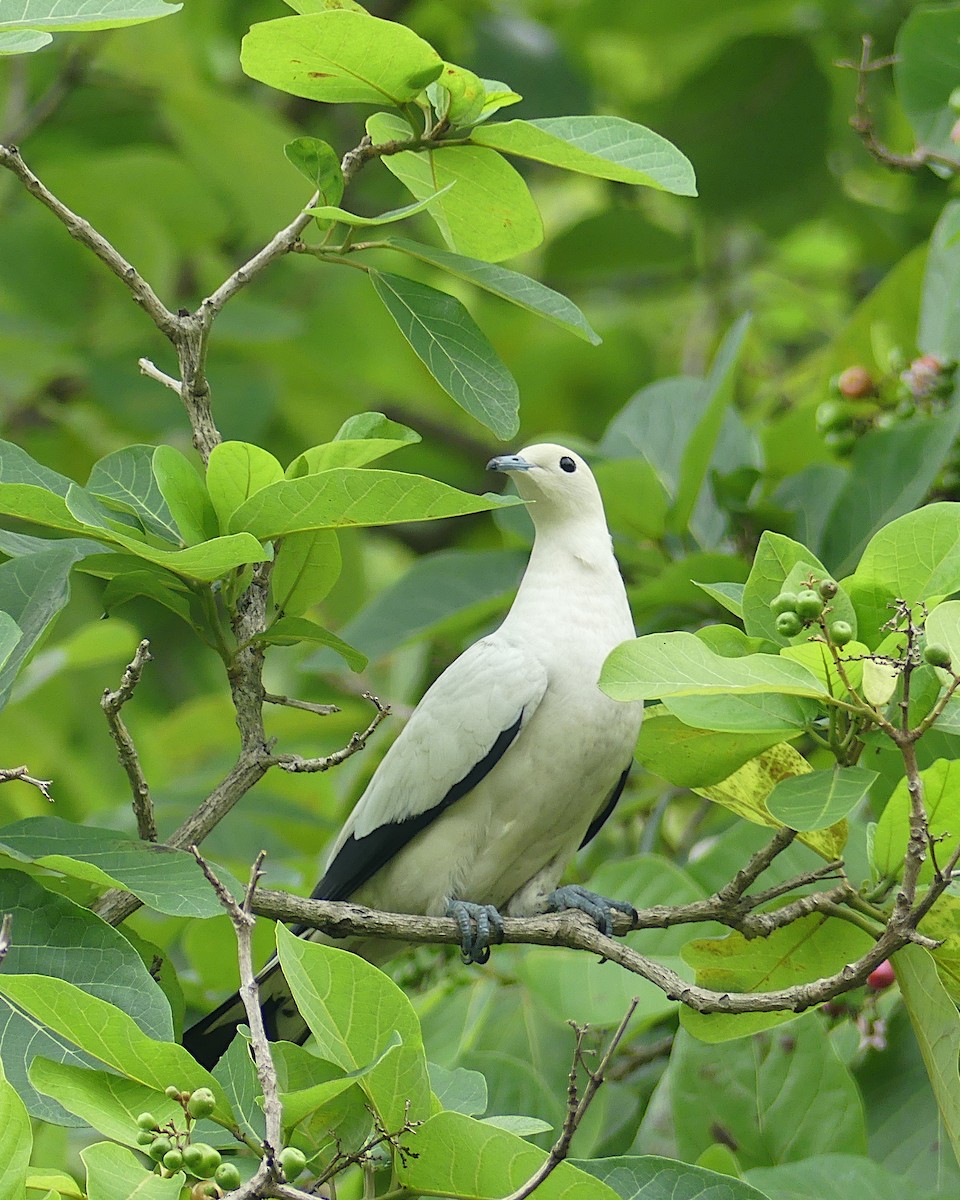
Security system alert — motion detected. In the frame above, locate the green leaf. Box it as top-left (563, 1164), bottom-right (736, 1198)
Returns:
top-left (693, 743), bottom-right (846, 861)
top-left (283, 136), bottom-right (344, 208)
top-left (367, 111), bottom-right (543, 262)
top-left (0, 1057), bottom-right (31, 1200)
top-left (767, 766), bottom-right (877, 832)
top-left (382, 236), bottom-right (600, 344)
top-left (670, 1016), bottom-right (867, 1167)
top-left (664, 690), bottom-right (819, 737)
top-left (0, 439), bottom-right (72, 493)
top-left (600, 632), bottom-right (827, 702)
top-left (254, 615), bottom-right (366, 670)
top-left (305, 184), bottom-right (454, 226)
top-left (0, 612), bottom-right (22, 673)
top-left (918, 200), bottom-right (960, 362)
top-left (0, 28), bottom-right (51, 51)
top-left (397, 1111), bottom-right (620, 1200)
top-left (680, 915), bottom-right (873, 1041)
top-left (229, 467), bottom-right (520, 540)
top-left (576, 1156), bottom-right (771, 1200)
top-left (694, 580), bottom-right (744, 620)
top-left (101, 569), bottom-right (196, 626)
top-left (895, 6), bottom-right (960, 176)
top-left (87, 445), bottom-right (180, 543)
top-left (428, 61), bottom-right (485, 126)
top-left (271, 530), bottom-right (341, 615)
top-left (634, 706), bottom-right (789, 789)
top-left (483, 1115), bottom-right (553, 1136)
top-left (471, 116), bottom-right (697, 196)
top-left (31, 1059), bottom-right (183, 1144)
top-left (280, 1032), bottom-right (401, 1129)
top-left (0, 0), bottom-right (181, 32)
top-left (206, 441), bottom-right (284, 533)
top-left (741, 531), bottom-right (855, 645)
top-left (922, 599), bottom-right (960, 677)
top-left (370, 270), bottom-right (519, 438)
top-left (873, 758), bottom-right (960, 883)
top-left (81, 1141), bottom-right (184, 1200)
top-left (0, 816), bottom-right (243, 917)
top-left (894, 944), bottom-right (960, 1169)
top-left (0, 483), bottom-right (89, 535)
top-left (0, 870), bottom-right (174, 1124)
top-left (276, 924), bottom-right (432, 1128)
top-left (429, 1061), bottom-right (488, 1116)
top-left (151, 446), bottom-right (217, 546)
top-left (241, 11), bottom-right (442, 105)
top-left (745, 1155), bottom-right (915, 1200)
top-left (285, 413), bottom-right (421, 476)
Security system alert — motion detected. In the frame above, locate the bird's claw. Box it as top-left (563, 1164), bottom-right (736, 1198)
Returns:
top-left (446, 900), bottom-right (505, 964)
top-left (546, 884), bottom-right (636, 937)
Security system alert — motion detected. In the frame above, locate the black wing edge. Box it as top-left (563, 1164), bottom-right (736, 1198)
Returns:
top-left (578, 763), bottom-right (631, 850)
top-left (305, 710), bottom-right (526, 911)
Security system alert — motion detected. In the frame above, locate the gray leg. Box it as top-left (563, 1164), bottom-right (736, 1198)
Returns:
top-left (546, 884), bottom-right (636, 937)
top-left (446, 900), bottom-right (505, 964)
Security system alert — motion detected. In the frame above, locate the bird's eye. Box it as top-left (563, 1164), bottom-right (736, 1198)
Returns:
top-left (559, 456), bottom-right (577, 473)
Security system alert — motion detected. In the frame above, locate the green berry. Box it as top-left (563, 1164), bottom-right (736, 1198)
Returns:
top-left (829, 620), bottom-right (853, 646)
top-left (776, 611), bottom-right (803, 638)
top-left (183, 1144), bottom-right (211, 1177)
top-left (816, 400), bottom-right (852, 433)
top-left (190, 1186), bottom-right (219, 1200)
top-left (795, 589), bottom-right (824, 620)
top-left (136, 1112), bottom-right (158, 1131)
top-left (147, 1136), bottom-right (173, 1162)
top-left (165, 1085), bottom-right (182, 1100)
top-left (278, 1147), bottom-right (308, 1180)
top-left (818, 579), bottom-right (838, 600)
top-left (136, 1130), bottom-right (155, 1146)
top-left (186, 1087), bottom-right (216, 1120)
top-left (924, 643), bottom-right (953, 669)
top-left (215, 1163), bottom-right (242, 1190)
top-left (769, 591), bottom-right (799, 615)
top-left (163, 1149), bottom-right (184, 1172)
top-left (824, 428), bottom-right (857, 456)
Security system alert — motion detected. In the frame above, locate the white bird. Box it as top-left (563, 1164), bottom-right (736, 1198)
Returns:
top-left (185, 444), bottom-right (644, 1067)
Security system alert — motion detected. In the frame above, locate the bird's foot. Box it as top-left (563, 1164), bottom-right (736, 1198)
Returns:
top-left (546, 885), bottom-right (636, 937)
top-left (446, 900), bottom-right (505, 965)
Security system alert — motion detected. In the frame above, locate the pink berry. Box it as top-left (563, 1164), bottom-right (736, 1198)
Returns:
top-left (867, 960), bottom-right (896, 990)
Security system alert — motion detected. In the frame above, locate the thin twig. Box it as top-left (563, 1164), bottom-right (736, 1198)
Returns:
top-left (138, 357), bottom-right (183, 394)
top-left (271, 692), bottom-right (390, 773)
top-left (0, 765), bottom-right (53, 801)
top-left (0, 914), bottom-right (12, 969)
top-left (264, 692), bottom-right (341, 717)
top-left (101, 639), bottom-right (156, 842)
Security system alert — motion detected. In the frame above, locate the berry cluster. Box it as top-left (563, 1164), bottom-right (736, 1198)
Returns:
top-left (135, 1086), bottom-right (307, 1195)
top-left (769, 577), bottom-right (851, 644)
top-left (816, 353), bottom-right (957, 458)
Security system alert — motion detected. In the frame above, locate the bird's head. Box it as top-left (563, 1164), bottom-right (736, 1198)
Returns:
top-left (487, 444), bottom-right (606, 529)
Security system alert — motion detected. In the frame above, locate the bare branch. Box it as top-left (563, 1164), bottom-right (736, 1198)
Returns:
top-left (264, 692), bottom-right (341, 718)
top-left (0, 914), bottom-right (12, 969)
top-left (0, 764), bottom-right (53, 801)
top-left (271, 692), bottom-right (390, 774)
top-left (138, 357), bottom-right (183, 394)
top-left (101, 639), bottom-right (156, 841)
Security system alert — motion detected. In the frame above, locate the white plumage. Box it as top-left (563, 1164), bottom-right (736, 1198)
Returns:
top-left (185, 443), bottom-right (643, 1064)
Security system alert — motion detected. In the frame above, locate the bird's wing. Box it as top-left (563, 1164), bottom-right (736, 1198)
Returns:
top-left (312, 635), bottom-right (548, 903)
top-left (578, 762), bottom-right (632, 849)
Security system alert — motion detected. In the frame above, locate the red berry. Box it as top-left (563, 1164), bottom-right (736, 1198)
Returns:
top-left (867, 960), bottom-right (896, 990)
top-left (837, 366), bottom-right (875, 399)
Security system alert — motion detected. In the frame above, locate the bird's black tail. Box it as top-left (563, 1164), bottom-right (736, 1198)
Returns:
top-left (182, 956), bottom-right (310, 1070)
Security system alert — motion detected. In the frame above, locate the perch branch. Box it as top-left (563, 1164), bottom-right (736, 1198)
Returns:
top-left (0, 764), bottom-right (53, 801)
top-left (101, 639), bottom-right (156, 842)
top-left (271, 692), bottom-right (390, 773)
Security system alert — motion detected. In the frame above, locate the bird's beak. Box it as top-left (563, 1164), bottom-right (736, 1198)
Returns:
top-left (487, 454), bottom-right (535, 472)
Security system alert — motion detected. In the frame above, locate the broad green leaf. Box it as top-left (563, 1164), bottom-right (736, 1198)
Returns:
top-left (271, 530), bottom-right (341, 615)
top-left (670, 1016), bottom-right (867, 1167)
top-left (397, 1111), bottom-right (620, 1200)
top-left (283, 136), bottom-right (343, 209)
top-left (923, 599), bottom-right (960, 677)
top-left (101, 569), bottom-right (196, 626)
top-left (741, 531), bottom-right (853, 644)
top-left (846, 503), bottom-right (960, 646)
top-left (895, 6), bottom-right (960, 175)
top-left (285, 412), bottom-right (421, 476)
top-left (0, 816), bottom-right (243, 916)
top-left (429, 1061), bottom-right (487, 1116)
top-left (428, 61), bottom-right (485, 125)
top-left (577, 1156), bottom-right (770, 1200)
top-left (280, 1032), bottom-right (401, 1128)
top-left (694, 580), bottom-right (744, 619)
top-left (472, 116), bottom-right (697, 196)
top-left (370, 270), bottom-right (519, 438)
top-left (0, 483), bottom-right (89, 535)
top-left (0, 1058), bottom-right (30, 1200)
top-left (0, 612), bottom-right (22, 672)
top-left (0, 440), bottom-right (73, 494)
top-left (0, 0), bottom-right (180, 31)
top-left (745, 1155), bottom-right (914, 1200)
top-left (664, 690), bottom-right (819, 737)
top-left (87, 446), bottom-right (179, 542)
top-left (919, 200), bottom-right (960, 361)
top-left (26, 1174), bottom-right (82, 1200)
top-left (919, 892), bottom-right (960, 1003)
top-left (0, 28), bottom-right (51, 50)
top-left (81, 1141), bottom-right (184, 1200)
top-left (86, 528), bottom-right (266, 582)
top-left (228, 467), bottom-right (521, 540)
top-left (895, 944), bottom-right (960, 1168)
top-left (680, 914), bottom-right (873, 1041)
top-left (873, 758), bottom-right (960, 883)
top-left (65, 483), bottom-right (146, 539)
top-left (206, 441), bottom-right (284, 532)
top-left (31, 1059), bottom-right (183, 1145)
top-left (767, 766), bottom-right (877, 831)
top-left (0, 974), bottom-right (232, 1120)
top-left (254, 615), bottom-right (366, 670)
top-left (477, 78), bottom-right (522, 121)
top-left (694, 743), bottom-right (846, 860)
top-left (634, 706), bottom-right (788, 789)
top-left (241, 11), bottom-right (442, 105)
top-left (367, 111), bottom-right (543, 262)
top-left (483, 1115), bottom-right (553, 1136)
top-left (284, 0), bottom-right (367, 11)
top-left (151, 445), bottom-right (217, 546)
top-left (382, 237), bottom-right (600, 344)
top-left (778, 639), bottom-right (867, 696)
top-left (305, 183), bottom-right (454, 226)
top-left (334, 410), bottom-right (421, 443)
top-left (276, 924), bottom-right (432, 1128)
top-left (600, 632), bottom-right (828, 702)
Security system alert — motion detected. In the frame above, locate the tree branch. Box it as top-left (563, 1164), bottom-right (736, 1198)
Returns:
top-left (0, 913), bottom-right (12, 970)
top-left (0, 764), bottom-right (53, 801)
top-left (270, 692), bottom-right (390, 773)
top-left (101, 638), bottom-right (156, 841)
